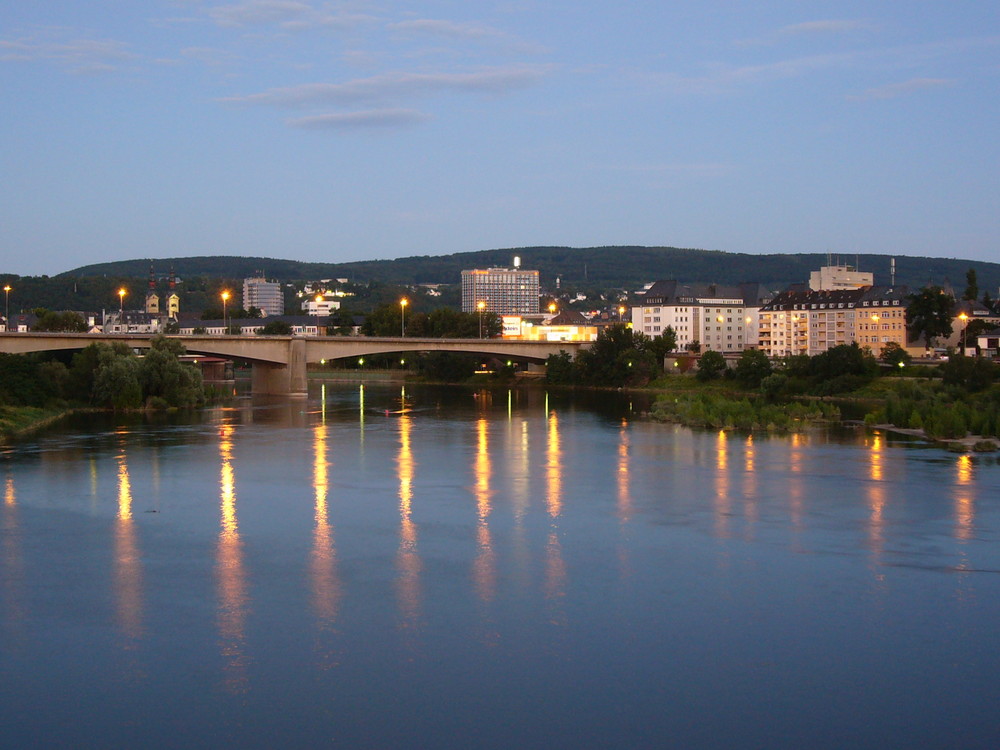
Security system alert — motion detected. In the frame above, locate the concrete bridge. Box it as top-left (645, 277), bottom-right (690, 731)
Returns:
top-left (0, 332), bottom-right (589, 395)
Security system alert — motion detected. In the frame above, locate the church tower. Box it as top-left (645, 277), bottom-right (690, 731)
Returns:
top-left (145, 263), bottom-right (161, 314)
top-left (167, 266), bottom-right (180, 319)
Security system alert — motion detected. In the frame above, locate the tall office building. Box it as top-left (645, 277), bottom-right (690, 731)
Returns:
top-left (243, 276), bottom-right (284, 317)
top-left (461, 260), bottom-right (540, 315)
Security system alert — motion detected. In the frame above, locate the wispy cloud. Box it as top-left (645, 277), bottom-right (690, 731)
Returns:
top-left (223, 65), bottom-right (548, 106)
top-left (848, 77), bottom-right (956, 101)
top-left (778, 19), bottom-right (870, 36)
top-left (0, 33), bottom-right (135, 73)
top-left (609, 162), bottom-right (735, 178)
top-left (206, 1), bottom-right (374, 30)
top-left (387, 17), bottom-right (549, 55)
top-left (289, 108), bottom-right (430, 130)
top-left (738, 19), bottom-right (871, 47)
top-left (644, 36), bottom-right (1000, 95)
top-left (388, 19), bottom-right (506, 41)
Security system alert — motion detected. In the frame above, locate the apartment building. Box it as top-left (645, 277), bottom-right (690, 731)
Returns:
top-left (631, 281), bottom-right (771, 352)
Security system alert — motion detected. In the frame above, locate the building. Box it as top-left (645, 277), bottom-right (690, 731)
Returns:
top-left (104, 311), bottom-right (162, 334)
top-left (301, 293), bottom-right (341, 317)
top-left (461, 263), bottom-right (539, 315)
top-left (503, 309), bottom-right (598, 342)
top-left (177, 316), bottom-right (324, 336)
top-left (855, 287), bottom-right (910, 355)
top-left (809, 264), bottom-right (874, 291)
top-left (243, 276), bottom-right (284, 317)
top-left (630, 281), bottom-right (771, 353)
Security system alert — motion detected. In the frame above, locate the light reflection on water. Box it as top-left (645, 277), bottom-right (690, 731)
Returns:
top-left (1, 384), bottom-right (1000, 748)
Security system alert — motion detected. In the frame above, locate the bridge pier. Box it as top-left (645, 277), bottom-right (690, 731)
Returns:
top-left (250, 339), bottom-right (308, 396)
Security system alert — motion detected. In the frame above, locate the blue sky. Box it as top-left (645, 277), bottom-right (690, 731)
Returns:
top-left (2, 1), bottom-right (998, 276)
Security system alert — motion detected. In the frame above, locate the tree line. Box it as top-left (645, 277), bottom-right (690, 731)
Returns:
top-left (0, 336), bottom-right (204, 411)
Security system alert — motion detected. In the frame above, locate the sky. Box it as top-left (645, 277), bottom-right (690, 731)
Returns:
top-left (2, 1), bottom-right (998, 276)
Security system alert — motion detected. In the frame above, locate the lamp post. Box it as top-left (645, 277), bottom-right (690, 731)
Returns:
top-left (477, 300), bottom-right (486, 338)
top-left (118, 288), bottom-right (127, 332)
top-left (3, 284), bottom-right (10, 329)
top-left (618, 305), bottom-right (625, 322)
top-left (400, 297), bottom-right (408, 337)
top-left (958, 311), bottom-right (969, 355)
top-left (221, 290), bottom-right (231, 335)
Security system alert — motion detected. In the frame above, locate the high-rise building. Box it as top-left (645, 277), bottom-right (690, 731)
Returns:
top-left (243, 276), bottom-right (284, 317)
top-left (461, 262), bottom-right (539, 315)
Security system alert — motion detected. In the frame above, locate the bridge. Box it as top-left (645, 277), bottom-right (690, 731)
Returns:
top-left (0, 332), bottom-right (589, 395)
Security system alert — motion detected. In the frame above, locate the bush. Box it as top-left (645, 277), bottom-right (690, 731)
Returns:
top-left (696, 351), bottom-right (726, 381)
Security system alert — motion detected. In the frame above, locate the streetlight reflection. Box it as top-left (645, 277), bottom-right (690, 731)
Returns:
top-left (115, 445), bottom-right (143, 643)
top-left (311, 421), bottom-right (341, 647)
top-left (396, 413), bottom-right (421, 629)
top-left (473, 418), bottom-right (496, 603)
top-left (216, 422), bottom-right (248, 693)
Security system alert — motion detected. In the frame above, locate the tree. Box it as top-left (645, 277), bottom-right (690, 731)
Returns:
top-left (734, 348), bottom-right (772, 387)
top-left (963, 269), bottom-right (979, 301)
top-left (641, 327), bottom-right (677, 364)
top-left (575, 324), bottom-right (656, 386)
top-left (257, 319), bottom-right (293, 335)
top-left (137, 336), bottom-right (204, 408)
top-left (878, 342), bottom-right (911, 370)
top-left (696, 350), bottom-right (726, 381)
top-left (32, 309), bottom-right (87, 332)
top-left (906, 287), bottom-right (954, 349)
top-left (544, 351), bottom-right (579, 385)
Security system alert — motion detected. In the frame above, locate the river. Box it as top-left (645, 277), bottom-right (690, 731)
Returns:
top-left (2, 383), bottom-right (999, 749)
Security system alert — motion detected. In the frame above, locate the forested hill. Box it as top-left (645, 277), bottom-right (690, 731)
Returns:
top-left (58, 246), bottom-right (999, 293)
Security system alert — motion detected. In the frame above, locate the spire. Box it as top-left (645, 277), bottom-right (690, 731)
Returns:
top-left (148, 262), bottom-right (156, 290)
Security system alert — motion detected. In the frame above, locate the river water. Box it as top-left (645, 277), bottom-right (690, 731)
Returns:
top-left (2, 383), bottom-right (999, 749)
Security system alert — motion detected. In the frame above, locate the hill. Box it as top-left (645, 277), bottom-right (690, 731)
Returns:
top-left (58, 246), bottom-right (999, 294)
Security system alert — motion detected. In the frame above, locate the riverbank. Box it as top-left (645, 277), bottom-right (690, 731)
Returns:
top-left (0, 406), bottom-right (77, 441)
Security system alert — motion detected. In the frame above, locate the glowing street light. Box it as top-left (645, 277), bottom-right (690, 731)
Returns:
top-left (477, 300), bottom-right (486, 338)
top-left (618, 305), bottom-right (625, 322)
top-left (548, 302), bottom-right (557, 315)
top-left (221, 290), bottom-right (231, 335)
top-left (959, 311), bottom-right (969, 355)
top-left (3, 284), bottom-right (10, 327)
top-left (400, 297), bottom-right (408, 337)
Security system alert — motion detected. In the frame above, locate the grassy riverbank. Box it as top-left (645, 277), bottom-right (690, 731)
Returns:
top-left (0, 405), bottom-right (76, 441)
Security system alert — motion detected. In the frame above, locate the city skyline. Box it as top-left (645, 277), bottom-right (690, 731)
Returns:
top-left (2, 1), bottom-right (998, 277)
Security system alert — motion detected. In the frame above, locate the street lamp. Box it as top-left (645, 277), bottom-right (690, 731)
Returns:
top-left (400, 297), bottom-right (408, 337)
top-left (548, 302), bottom-right (556, 315)
top-left (618, 305), bottom-right (625, 322)
top-left (3, 284), bottom-right (10, 328)
top-left (221, 290), bottom-right (231, 335)
top-left (958, 311), bottom-right (969, 355)
top-left (477, 300), bottom-right (486, 338)
top-left (117, 288), bottom-right (127, 332)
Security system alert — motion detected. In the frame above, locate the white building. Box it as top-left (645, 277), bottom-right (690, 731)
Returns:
top-left (631, 282), bottom-right (771, 352)
top-left (809, 265), bottom-right (874, 291)
top-left (243, 277), bottom-right (284, 317)
top-left (301, 294), bottom-right (342, 316)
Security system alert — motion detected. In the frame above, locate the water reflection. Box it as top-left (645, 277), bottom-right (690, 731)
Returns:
top-left (616, 419), bottom-right (632, 522)
top-left (216, 422), bottom-right (249, 692)
top-left (544, 405), bottom-right (566, 621)
top-left (1, 472), bottom-right (25, 638)
top-left (866, 434), bottom-right (886, 579)
top-left (114, 440), bottom-right (143, 644)
top-left (546, 407), bottom-right (561, 519)
top-left (311, 420), bottom-right (341, 653)
top-left (396, 413), bottom-right (421, 630)
top-left (954, 455), bottom-right (974, 543)
top-left (473, 418), bottom-right (496, 603)
top-left (714, 430), bottom-right (731, 538)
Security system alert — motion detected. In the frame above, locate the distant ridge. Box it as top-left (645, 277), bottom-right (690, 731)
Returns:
top-left (57, 246), bottom-right (1000, 293)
